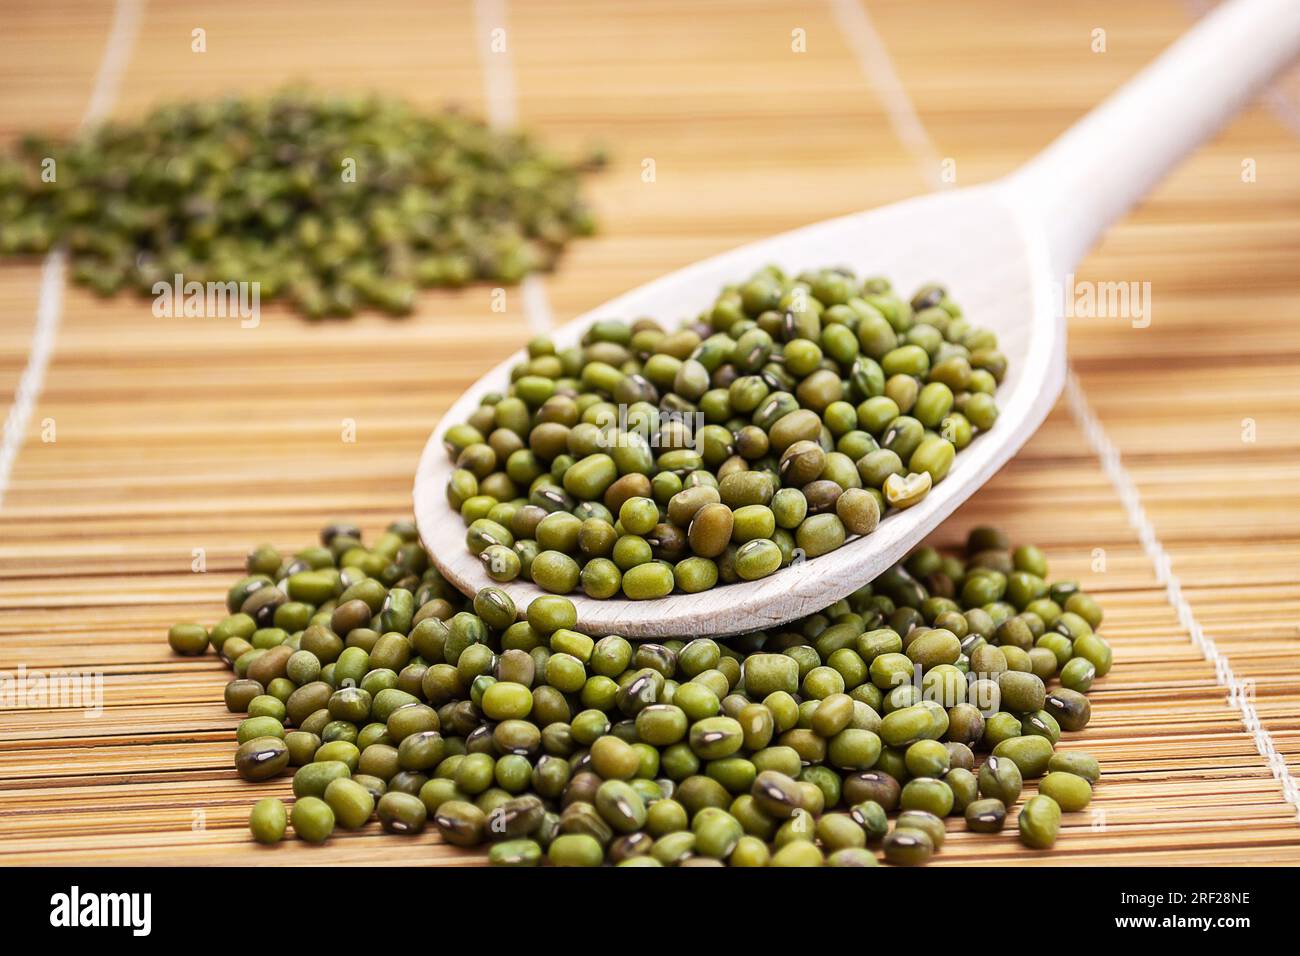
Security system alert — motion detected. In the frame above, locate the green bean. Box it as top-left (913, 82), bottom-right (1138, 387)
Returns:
top-left (1038, 771), bottom-right (1093, 811)
top-left (174, 521), bottom-right (1110, 866)
top-left (440, 269), bottom-right (1004, 597)
top-left (1018, 795), bottom-right (1062, 849)
top-left (290, 797), bottom-right (335, 844)
top-left (248, 797), bottom-right (287, 844)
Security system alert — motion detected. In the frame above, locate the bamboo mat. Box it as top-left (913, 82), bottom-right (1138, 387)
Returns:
top-left (1, 0), bottom-right (1298, 866)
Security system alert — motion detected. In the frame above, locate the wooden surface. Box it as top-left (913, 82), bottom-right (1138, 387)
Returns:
top-left (1, 0), bottom-right (1299, 866)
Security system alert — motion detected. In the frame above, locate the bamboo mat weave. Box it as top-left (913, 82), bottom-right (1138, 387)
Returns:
top-left (0, 0), bottom-right (1298, 866)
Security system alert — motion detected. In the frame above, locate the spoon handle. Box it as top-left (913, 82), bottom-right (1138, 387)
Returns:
top-left (1002, 0), bottom-right (1300, 275)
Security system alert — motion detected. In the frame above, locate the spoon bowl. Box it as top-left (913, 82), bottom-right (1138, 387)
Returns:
top-left (415, 185), bottom-right (1058, 637)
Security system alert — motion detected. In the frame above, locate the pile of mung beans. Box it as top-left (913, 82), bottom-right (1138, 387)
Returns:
top-left (167, 520), bottom-right (1110, 865)
top-left (445, 266), bottom-right (1005, 598)
top-left (0, 90), bottom-right (599, 317)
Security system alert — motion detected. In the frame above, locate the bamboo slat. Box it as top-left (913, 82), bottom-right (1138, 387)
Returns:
top-left (0, 0), bottom-right (1297, 865)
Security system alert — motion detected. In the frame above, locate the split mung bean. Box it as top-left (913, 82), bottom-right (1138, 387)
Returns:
top-left (172, 521), bottom-right (1110, 864)
top-left (0, 91), bottom-right (600, 318)
top-left (446, 266), bottom-right (1006, 598)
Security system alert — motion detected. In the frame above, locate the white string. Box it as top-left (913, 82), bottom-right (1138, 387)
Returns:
top-left (835, 0), bottom-right (1300, 822)
top-left (828, 0), bottom-right (947, 190)
top-left (0, 0), bottom-right (145, 510)
top-left (472, 0), bottom-right (552, 333)
top-left (1065, 372), bottom-right (1299, 820)
top-left (520, 274), bottom-right (555, 335)
top-left (472, 0), bottom-right (518, 129)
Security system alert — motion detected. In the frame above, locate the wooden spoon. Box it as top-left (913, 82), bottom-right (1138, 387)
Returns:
top-left (415, 0), bottom-right (1300, 637)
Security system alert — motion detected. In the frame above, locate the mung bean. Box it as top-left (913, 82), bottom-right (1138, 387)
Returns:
top-left (444, 270), bottom-right (1005, 597)
top-left (172, 521), bottom-right (1110, 867)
